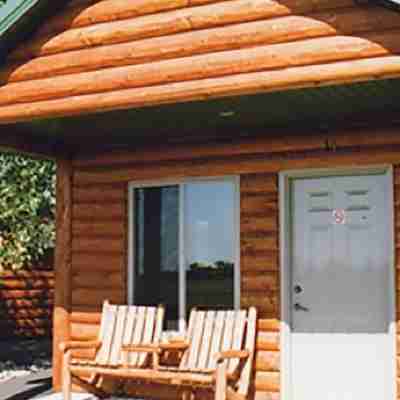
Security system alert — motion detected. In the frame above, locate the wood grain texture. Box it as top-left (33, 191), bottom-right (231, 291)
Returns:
top-left (2, 8), bottom-right (399, 84)
top-left (7, 0), bottom-right (359, 61)
top-left (241, 173), bottom-right (280, 398)
top-left (0, 0), bottom-right (398, 123)
top-left (1, 32), bottom-right (400, 107)
top-left (1, 56), bottom-right (399, 124)
top-left (26, 0), bottom-right (355, 38)
top-left (53, 158), bottom-right (73, 390)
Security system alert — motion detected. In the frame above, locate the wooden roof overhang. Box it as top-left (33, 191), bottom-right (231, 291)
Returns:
top-left (0, 0), bottom-right (399, 158)
top-left (1, 77), bottom-right (400, 159)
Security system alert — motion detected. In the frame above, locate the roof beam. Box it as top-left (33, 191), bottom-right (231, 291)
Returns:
top-left (0, 126), bottom-right (56, 159)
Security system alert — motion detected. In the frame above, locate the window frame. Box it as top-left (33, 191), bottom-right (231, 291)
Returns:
top-left (127, 176), bottom-right (241, 332)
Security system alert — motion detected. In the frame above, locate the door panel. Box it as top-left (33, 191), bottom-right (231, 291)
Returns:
top-left (290, 174), bottom-right (394, 400)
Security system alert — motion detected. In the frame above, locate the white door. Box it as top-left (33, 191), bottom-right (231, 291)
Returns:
top-left (289, 173), bottom-right (395, 400)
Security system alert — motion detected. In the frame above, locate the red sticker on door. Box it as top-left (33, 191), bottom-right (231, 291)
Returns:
top-left (332, 209), bottom-right (346, 225)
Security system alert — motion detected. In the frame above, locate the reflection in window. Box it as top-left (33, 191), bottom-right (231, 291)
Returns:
top-left (132, 179), bottom-right (237, 330)
top-left (184, 181), bottom-right (235, 312)
top-left (134, 186), bottom-right (179, 329)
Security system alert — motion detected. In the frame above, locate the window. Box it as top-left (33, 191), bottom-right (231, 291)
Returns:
top-left (128, 177), bottom-right (239, 331)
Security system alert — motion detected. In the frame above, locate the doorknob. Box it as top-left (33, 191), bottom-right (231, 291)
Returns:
top-left (294, 303), bottom-right (309, 312)
top-left (294, 284), bottom-right (303, 294)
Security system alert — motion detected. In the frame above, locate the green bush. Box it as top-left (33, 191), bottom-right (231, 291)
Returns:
top-left (0, 153), bottom-right (56, 270)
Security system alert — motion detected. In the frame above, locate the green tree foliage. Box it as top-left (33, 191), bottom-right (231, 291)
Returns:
top-left (0, 153), bottom-right (56, 270)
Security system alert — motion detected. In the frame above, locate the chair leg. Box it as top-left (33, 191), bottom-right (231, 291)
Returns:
top-left (215, 360), bottom-right (227, 400)
top-left (62, 350), bottom-right (71, 400)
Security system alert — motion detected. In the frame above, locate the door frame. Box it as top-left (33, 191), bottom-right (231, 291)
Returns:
top-left (279, 165), bottom-right (396, 400)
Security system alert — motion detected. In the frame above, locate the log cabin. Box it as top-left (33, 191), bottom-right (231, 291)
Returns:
top-left (0, 0), bottom-right (400, 399)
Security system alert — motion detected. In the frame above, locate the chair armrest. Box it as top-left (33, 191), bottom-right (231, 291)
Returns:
top-left (159, 341), bottom-right (189, 352)
top-left (59, 340), bottom-right (101, 353)
top-left (121, 344), bottom-right (161, 353)
top-left (215, 350), bottom-right (250, 363)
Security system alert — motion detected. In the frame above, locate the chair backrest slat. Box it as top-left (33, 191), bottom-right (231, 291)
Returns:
top-left (96, 303), bottom-right (117, 366)
top-left (227, 310), bottom-right (247, 374)
top-left (137, 307), bottom-right (156, 366)
top-left (206, 311), bottom-right (226, 371)
top-left (184, 311), bottom-right (205, 370)
top-left (237, 307), bottom-right (257, 396)
top-left (179, 309), bottom-right (198, 368)
top-left (220, 310), bottom-right (235, 354)
top-left (154, 305), bottom-right (165, 346)
top-left (109, 305), bottom-right (128, 367)
top-left (122, 305), bottom-right (137, 364)
top-left (196, 310), bottom-right (216, 371)
top-left (127, 306), bottom-right (147, 367)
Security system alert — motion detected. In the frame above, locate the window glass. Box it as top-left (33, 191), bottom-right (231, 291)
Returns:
top-left (132, 179), bottom-right (237, 329)
top-left (134, 186), bottom-right (179, 330)
top-left (184, 181), bottom-right (235, 312)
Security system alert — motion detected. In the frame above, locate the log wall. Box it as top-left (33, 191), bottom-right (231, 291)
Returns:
top-left (0, 0), bottom-right (399, 122)
top-left (59, 123), bottom-right (400, 399)
top-left (0, 269), bottom-right (54, 338)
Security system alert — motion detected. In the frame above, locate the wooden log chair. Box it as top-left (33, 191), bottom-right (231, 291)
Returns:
top-left (156, 308), bottom-right (257, 400)
top-left (60, 300), bottom-right (165, 400)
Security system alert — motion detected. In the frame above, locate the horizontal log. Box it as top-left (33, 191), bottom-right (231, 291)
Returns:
top-left (73, 185), bottom-right (125, 203)
top-left (72, 222), bottom-right (125, 237)
top-left (241, 294), bottom-right (279, 313)
top-left (71, 288), bottom-right (124, 307)
top-left (2, 298), bottom-right (54, 308)
top-left (34, 0), bottom-right (356, 37)
top-left (0, 270), bottom-right (54, 279)
top-left (241, 256), bottom-right (279, 273)
top-left (241, 216), bottom-right (278, 234)
top-left (241, 274), bottom-right (279, 291)
top-left (241, 195), bottom-right (278, 213)
top-left (72, 238), bottom-right (124, 254)
top-left (0, 278), bottom-right (54, 290)
top-left (71, 254), bottom-right (124, 272)
top-left (72, 133), bottom-right (400, 188)
top-left (39, 0), bottom-right (190, 35)
top-left (71, 347), bottom-right (97, 360)
top-left (73, 203), bottom-right (125, 220)
top-left (241, 174), bottom-right (277, 193)
top-left (70, 321), bottom-right (100, 340)
top-left (2, 32), bottom-right (400, 107)
top-left (72, 270), bottom-right (123, 289)
top-left (255, 351), bottom-right (280, 371)
top-left (70, 310), bottom-right (102, 324)
top-left (257, 318), bottom-right (280, 332)
top-left (256, 331), bottom-right (280, 351)
top-left (1, 56), bottom-right (399, 124)
top-left (8, 0), bottom-right (356, 61)
top-left (242, 237), bottom-right (278, 252)
top-left (254, 371), bottom-right (280, 392)
top-left (74, 123), bottom-right (400, 167)
top-left (3, 6), bottom-right (398, 84)
top-left (2, 308), bottom-right (52, 318)
top-left (0, 289), bottom-right (54, 299)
